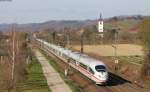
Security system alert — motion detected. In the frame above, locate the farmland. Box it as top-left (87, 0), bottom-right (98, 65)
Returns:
top-left (71, 44), bottom-right (144, 64)
top-left (72, 44), bottom-right (143, 56)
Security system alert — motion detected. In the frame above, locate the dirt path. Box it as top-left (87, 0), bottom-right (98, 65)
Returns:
top-left (33, 49), bottom-right (72, 92)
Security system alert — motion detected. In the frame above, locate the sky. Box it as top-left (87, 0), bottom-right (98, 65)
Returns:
top-left (0, 0), bottom-right (150, 24)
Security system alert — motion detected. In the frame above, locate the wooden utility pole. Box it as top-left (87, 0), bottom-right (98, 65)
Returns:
top-left (66, 34), bottom-right (70, 48)
top-left (81, 34), bottom-right (84, 54)
top-left (80, 28), bottom-right (85, 54)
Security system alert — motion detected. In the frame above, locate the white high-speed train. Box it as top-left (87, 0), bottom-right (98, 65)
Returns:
top-left (35, 38), bottom-right (108, 84)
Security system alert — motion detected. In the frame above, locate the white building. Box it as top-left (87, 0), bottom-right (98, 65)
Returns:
top-left (98, 14), bottom-right (104, 33)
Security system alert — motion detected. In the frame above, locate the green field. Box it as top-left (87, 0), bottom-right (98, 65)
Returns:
top-left (18, 57), bottom-right (51, 92)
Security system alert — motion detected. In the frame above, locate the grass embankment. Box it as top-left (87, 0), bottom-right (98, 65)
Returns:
top-left (18, 55), bottom-right (51, 92)
top-left (40, 49), bottom-right (82, 92)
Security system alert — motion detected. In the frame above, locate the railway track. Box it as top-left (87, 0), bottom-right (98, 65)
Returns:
top-left (36, 44), bottom-right (146, 92)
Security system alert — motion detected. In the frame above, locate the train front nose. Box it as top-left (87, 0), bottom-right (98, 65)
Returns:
top-left (96, 71), bottom-right (108, 84)
top-left (95, 65), bottom-right (108, 84)
top-left (99, 72), bottom-right (108, 80)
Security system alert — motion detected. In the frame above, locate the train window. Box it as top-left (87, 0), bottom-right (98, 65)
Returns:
top-left (80, 63), bottom-right (87, 69)
top-left (70, 58), bottom-right (76, 64)
top-left (59, 52), bottom-right (62, 56)
top-left (95, 65), bottom-right (106, 72)
top-left (89, 68), bottom-right (94, 74)
top-left (64, 55), bottom-right (68, 59)
top-left (62, 54), bottom-right (65, 57)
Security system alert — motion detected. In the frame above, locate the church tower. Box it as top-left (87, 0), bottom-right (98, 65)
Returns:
top-left (98, 13), bottom-right (103, 33)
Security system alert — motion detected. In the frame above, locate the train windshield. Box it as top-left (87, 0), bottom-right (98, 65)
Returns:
top-left (95, 65), bottom-right (106, 72)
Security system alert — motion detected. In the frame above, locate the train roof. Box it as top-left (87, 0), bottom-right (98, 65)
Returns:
top-left (37, 39), bottom-right (106, 67)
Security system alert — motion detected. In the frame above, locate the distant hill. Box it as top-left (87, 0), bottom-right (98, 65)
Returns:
top-left (0, 20), bottom-right (96, 32)
top-left (0, 15), bottom-right (148, 32)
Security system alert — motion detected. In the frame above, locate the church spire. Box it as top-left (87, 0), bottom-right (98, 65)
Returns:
top-left (100, 13), bottom-right (102, 21)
